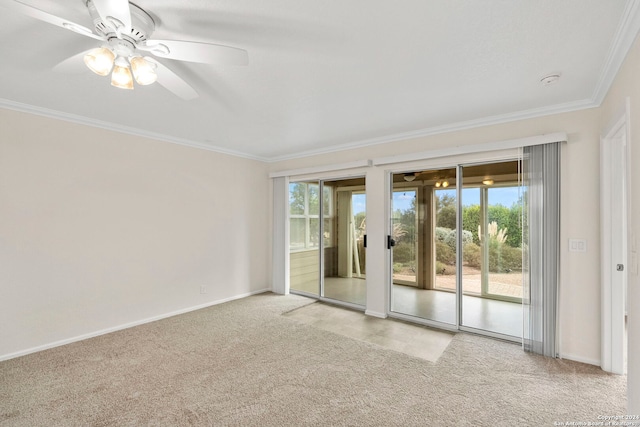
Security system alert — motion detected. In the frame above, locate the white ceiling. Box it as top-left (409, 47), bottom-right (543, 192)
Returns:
top-left (0, 0), bottom-right (638, 161)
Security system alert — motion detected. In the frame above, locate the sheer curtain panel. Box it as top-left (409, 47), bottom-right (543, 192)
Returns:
top-left (522, 142), bottom-right (561, 357)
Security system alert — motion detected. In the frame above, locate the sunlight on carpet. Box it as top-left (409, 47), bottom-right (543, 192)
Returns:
top-left (284, 302), bottom-right (454, 362)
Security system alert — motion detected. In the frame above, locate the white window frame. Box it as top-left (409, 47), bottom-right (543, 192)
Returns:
top-left (289, 182), bottom-right (333, 252)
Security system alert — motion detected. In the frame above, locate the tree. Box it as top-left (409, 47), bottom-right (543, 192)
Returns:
top-left (289, 183), bottom-right (306, 214)
top-left (436, 192), bottom-right (456, 229)
top-left (436, 192), bottom-right (456, 211)
top-left (398, 209), bottom-right (415, 243)
top-left (462, 205), bottom-right (481, 244)
top-left (308, 184), bottom-right (319, 215)
top-left (488, 205), bottom-right (510, 230)
top-left (393, 192), bottom-right (416, 244)
top-left (506, 200), bottom-right (523, 247)
top-left (437, 205), bottom-right (456, 229)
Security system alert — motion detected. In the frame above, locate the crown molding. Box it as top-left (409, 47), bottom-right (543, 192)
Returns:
top-left (0, 98), bottom-right (268, 162)
top-left (2, 2), bottom-right (637, 164)
top-left (2, 96), bottom-right (597, 164)
top-left (591, 0), bottom-right (640, 104)
top-left (265, 98), bottom-right (596, 163)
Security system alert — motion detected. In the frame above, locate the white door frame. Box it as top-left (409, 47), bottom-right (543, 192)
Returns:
top-left (600, 99), bottom-right (630, 374)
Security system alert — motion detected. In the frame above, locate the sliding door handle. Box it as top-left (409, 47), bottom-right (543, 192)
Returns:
top-left (387, 235), bottom-right (396, 249)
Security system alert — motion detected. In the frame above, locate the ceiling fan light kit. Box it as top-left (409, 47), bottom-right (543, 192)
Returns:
top-left (84, 47), bottom-right (158, 89)
top-left (111, 57), bottom-right (134, 89)
top-left (130, 57), bottom-right (157, 85)
top-left (83, 47), bottom-right (115, 76)
top-left (84, 1), bottom-right (157, 90)
top-left (10, 0), bottom-right (249, 99)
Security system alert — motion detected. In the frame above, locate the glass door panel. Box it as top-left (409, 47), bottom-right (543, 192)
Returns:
top-left (352, 192), bottom-right (367, 278)
top-left (486, 186), bottom-right (523, 300)
top-left (322, 177), bottom-right (366, 306)
top-left (460, 187), bottom-right (481, 296)
top-left (392, 189), bottom-right (418, 286)
top-left (434, 187), bottom-right (458, 293)
top-left (289, 180), bottom-right (320, 296)
top-left (460, 161), bottom-right (523, 338)
top-left (390, 169), bottom-right (457, 325)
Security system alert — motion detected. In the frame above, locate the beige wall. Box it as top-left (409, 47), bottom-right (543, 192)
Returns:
top-left (600, 33), bottom-right (640, 414)
top-left (270, 108), bottom-right (604, 365)
top-left (0, 108), bottom-right (270, 358)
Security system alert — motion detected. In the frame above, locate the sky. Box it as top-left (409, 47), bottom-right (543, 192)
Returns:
top-left (352, 187), bottom-right (521, 215)
top-left (353, 193), bottom-right (366, 215)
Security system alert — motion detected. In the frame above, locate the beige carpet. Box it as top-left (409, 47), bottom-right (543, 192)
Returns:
top-left (0, 293), bottom-right (626, 426)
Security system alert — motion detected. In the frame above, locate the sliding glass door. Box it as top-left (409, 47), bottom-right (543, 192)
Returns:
top-left (289, 180), bottom-right (321, 296)
top-left (289, 177), bottom-right (366, 307)
top-left (389, 160), bottom-right (523, 339)
top-left (391, 188), bottom-right (418, 286)
top-left (323, 178), bottom-right (367, 305)
top-left (390, 168), bottom-right (458, 325)
top-left (460, 162), bottom-right (523, 337)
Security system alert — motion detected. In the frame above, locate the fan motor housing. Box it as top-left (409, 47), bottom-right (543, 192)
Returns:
top-left (86, 0), bottom-right (155, 43)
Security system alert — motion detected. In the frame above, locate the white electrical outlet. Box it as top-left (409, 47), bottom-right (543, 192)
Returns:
top-left (200, 286), bottom-right (207, 294)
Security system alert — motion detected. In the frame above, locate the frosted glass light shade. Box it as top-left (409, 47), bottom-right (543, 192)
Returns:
top-left (130, 57), bottom-right (157, 85)
top-left (83, 47), bottom-right (115, 76)
top-left (111, 63), bottom-right (134, 90)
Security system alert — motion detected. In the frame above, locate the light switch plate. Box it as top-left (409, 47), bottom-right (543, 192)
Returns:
top-left (569, 239), bottom-right (587, 252)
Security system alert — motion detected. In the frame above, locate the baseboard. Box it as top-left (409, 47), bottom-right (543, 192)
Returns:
top-left (0, 288), bottom-right (270, 362)
top-left (559, 352), bottom-right (600, 367)
top-left (365, 309), bottom-right (388, 319)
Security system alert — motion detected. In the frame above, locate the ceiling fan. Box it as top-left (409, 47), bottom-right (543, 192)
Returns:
top-left (8, 0), bottom-right (249, 100)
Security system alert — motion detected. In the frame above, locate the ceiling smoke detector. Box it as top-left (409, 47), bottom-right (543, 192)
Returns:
top-left (540, 74), bottom-right (561, 86)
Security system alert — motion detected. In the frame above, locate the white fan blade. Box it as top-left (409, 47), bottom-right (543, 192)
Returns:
top-left (141, 39), bottom-right (249, 65)
top-left (52, 50), bottom-right (93, 74)
top-left (90, 0), bottom-right (131, 33)
top-left (10, 0), bottom-right (104, 41)
top-left (146, 58), bottom-right (199, 101)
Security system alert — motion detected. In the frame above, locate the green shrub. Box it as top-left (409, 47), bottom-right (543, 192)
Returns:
top-left (393, 241), bottom-right (414, 264)
top-left (435, 227), bottom-right (450, 242)
top-left (499, 244), bottom-right (522, 271)
top-left (435, 261), bottom-right (456, 275)
top-left (393, 263), bottom-right (403, 273)
top-left (444, 229), bottom-right (473, 250)
top-left (460, 241), bottom-right (522, 272)
top-left (489, 245), bottom-right (522, 273)
top-left (436, 241), bottom-right (456, 265)
top-left (488, 241), bottom-right (522, 272)
top-left (463, 243), bottom-right (481, 268)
